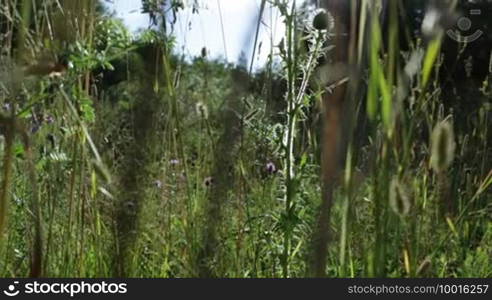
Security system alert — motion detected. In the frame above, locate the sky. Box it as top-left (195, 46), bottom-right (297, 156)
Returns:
top-left (105, 0), bottom-right (294, 69)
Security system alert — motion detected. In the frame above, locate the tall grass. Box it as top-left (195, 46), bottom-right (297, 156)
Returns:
top-left (0, 0), bottom-right (490, 278)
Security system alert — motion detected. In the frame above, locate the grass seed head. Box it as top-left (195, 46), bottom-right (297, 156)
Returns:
top-left (389, 177), bottom-right (412, 217)
top-left (430, 120), bottom-right (456, 172)
top-left (416, 257), bottom-right (432, 276)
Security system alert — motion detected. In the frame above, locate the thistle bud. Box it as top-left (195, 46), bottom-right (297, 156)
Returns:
top-left (313, 11), bottom-right (329, 31)
top-left (204, 176), bottom-right (214, 187)
top-left (309, 8), bottom-right (334, 33)
top-left (195, 101), bottom-right (209, 119)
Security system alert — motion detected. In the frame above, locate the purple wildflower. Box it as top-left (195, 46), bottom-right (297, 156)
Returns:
top-left (44, 115), bottom-right (55, 124)
top-left (265, 161), bottom-right (277, 174)
top-left (30, 123), bottom-right (41, 133)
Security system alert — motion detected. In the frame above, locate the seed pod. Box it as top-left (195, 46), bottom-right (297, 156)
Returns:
top-left (389, 177), bottom-right (411, 217)
top-left (430, 121), bottom-right (456, 172)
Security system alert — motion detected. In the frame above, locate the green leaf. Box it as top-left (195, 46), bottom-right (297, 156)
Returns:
top-left (378, 67), bottom-right (392, 129)
top-left (367, 16), bottom-right (382, 121)
top-left (13, 142), bottom-right (24, 156)
top-left (367, 79), bottom-right (378, 120)
top-left (422, 39), bottom-right (442, 87)
top-left (367, 15), bottom-right (392, 129)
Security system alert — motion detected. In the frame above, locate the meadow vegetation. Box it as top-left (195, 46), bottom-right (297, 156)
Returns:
top-left (0, 0), bottom-right (490, 277)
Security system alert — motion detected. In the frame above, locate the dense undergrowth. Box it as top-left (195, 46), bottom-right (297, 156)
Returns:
top-left (0, 0), bottom-right (490, 277)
